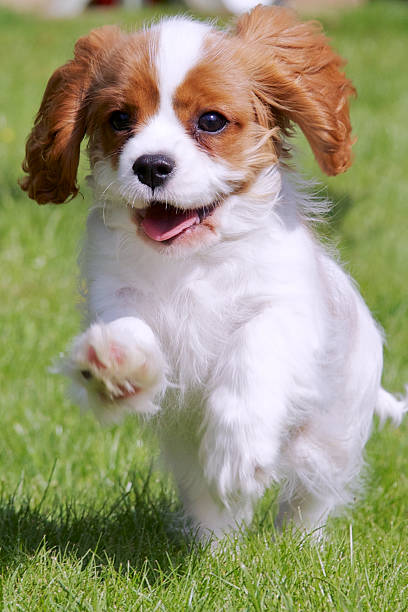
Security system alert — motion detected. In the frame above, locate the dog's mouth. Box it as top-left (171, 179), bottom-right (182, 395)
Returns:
top-left (134, 201), bottom-right (218, 243)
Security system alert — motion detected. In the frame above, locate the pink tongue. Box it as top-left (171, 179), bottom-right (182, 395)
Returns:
top-left (141, 206), bottom-right (199, 242)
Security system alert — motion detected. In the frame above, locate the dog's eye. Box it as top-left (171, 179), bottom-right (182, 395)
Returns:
top-left (197, 112), bottom-right (228, 133)
top-left (109, 111), bottom-right (131, 132)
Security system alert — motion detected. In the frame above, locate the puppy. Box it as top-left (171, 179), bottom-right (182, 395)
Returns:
top-left (21, 7), bottom-right (406, 540)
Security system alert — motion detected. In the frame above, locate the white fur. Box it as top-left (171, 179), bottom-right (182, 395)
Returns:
top-left (63, 18), bottom-right (407, 541)
top-left (156, 17), bottom-right (211, 101)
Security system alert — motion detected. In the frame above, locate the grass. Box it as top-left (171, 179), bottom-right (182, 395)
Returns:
top-left (0, 1), bottom-right (407, 609)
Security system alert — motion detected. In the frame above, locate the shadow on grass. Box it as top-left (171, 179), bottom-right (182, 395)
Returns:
top-left (0, 468), bottom-right (195, 580)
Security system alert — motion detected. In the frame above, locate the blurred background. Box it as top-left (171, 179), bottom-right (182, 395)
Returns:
top-left (0, 0), bottom-right (367, 17)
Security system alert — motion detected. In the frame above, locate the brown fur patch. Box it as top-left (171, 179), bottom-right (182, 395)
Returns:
top-left (235, 6), bottom-right (356, 176)
top-left (20, 27), bottom-right (159, 204)
top-left (173, 3), bottom-right (355, 188)
top-left (173, 33), bottom-right (279, 186)
top-left (87, 30), bottom-right (159, 167)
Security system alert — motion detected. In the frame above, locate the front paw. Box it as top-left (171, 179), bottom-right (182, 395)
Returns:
top-left (66, 317), bottom-right (166, 418)
top-left (200, 423), bottom-right (266, 506)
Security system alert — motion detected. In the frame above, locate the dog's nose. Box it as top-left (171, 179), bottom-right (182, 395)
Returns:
top-left (132, 154), bottom-right (175, 190)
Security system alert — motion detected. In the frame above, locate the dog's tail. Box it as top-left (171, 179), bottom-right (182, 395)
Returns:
top-left (375, 386), bottom-right (408, 427)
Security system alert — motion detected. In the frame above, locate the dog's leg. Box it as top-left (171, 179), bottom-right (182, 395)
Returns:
top-left (160, 417), bottom-right (255, 543)
top-left (65, 317), bottom-right (166, 419)
top-left (276, 491), bottom-right (338, 540)
top-left (180, 477), bottom-right (254, 544)
top-left (276, 411), bottom-right (369, 537)
top-left (195, 312), bottom-right (293, 536)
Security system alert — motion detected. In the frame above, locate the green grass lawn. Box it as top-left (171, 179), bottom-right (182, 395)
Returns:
top-left (0, 1), bottom-right (407, 609)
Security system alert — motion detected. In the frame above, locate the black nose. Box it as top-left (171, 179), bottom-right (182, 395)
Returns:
top-left (132, 154), bottom-right (175, 190)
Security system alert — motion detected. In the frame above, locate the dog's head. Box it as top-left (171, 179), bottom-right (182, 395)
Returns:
top-left (21, 7), bottom-right (355, 253)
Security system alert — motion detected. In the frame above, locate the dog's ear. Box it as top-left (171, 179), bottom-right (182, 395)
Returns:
top-left (236, 6), bottom-right (356, 176)
top-left (20, 26), bottom-right (123, 204)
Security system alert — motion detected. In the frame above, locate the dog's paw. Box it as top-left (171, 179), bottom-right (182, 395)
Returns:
top-left (200, 423), bottom-right (265, 506)
top-left (66, 317), bottom-right (166, 419)
top-left (199, 389), bottom-right (275, 505)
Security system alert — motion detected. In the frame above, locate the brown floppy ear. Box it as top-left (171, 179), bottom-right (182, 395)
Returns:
top-left (236, 6), bottom-right (356, 176)
top-left (20, 26), bottom-right (123, 204)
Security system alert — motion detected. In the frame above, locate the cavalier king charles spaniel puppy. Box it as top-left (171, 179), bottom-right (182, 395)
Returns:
top-left (21, 6), bottom-right (406, 540)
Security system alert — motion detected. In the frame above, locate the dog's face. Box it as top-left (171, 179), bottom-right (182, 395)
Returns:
top-left (21, 7), bottom-right (355, 254)
top-left (88, 19), bottom-right (260, 253)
